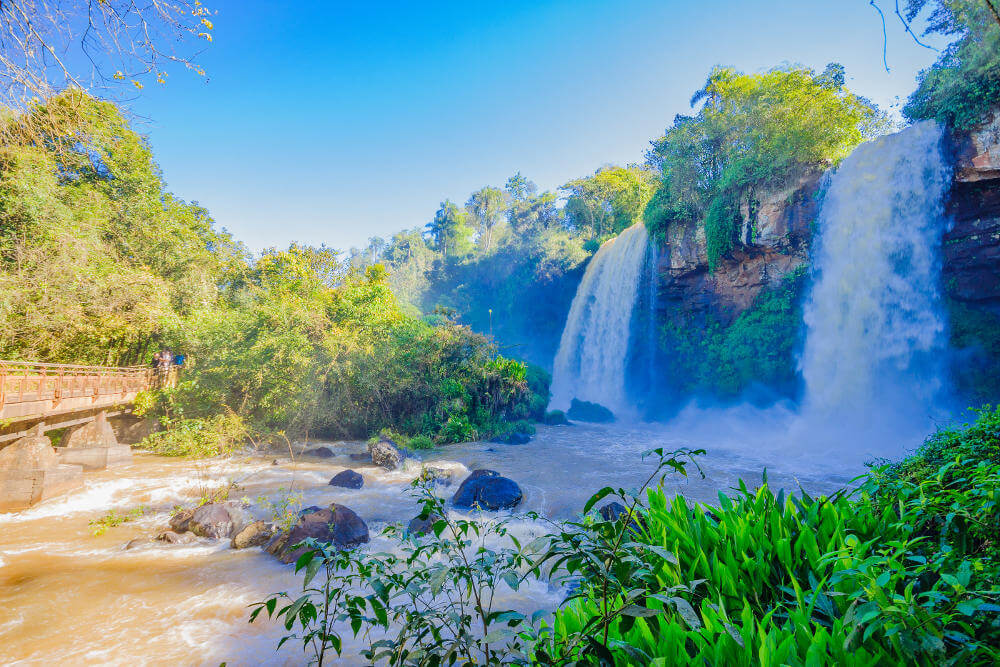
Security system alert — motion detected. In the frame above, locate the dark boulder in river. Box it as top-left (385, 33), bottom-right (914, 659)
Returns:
top-left (368, 438), bottom-right (404, 470)
top-left (329, 469), bottom-right (364, 489)
top-left (452, 469), bottom-right (523, 510)
top-left (309, 446), bottom-right (335, 458)
top-left (266, 503), bottom-right (370, 564)
top-left (566, 399), bottom-right (614, 423)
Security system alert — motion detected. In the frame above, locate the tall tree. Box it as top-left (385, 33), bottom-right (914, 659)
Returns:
top-left (426, 200), bottom-right (473, 259)
top-left (561, 166), bottom-right (653, 239)
top-left (466, 186), bottom-right (507, 253)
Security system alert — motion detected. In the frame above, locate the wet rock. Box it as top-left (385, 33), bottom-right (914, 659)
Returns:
top-left (231, 520), bottom-right (273, 549)
top-left (124, 538), bottom-right (153, 550)
top-left (566, 399), bottom-right (615, 423)
top-left (349, 452), bottom-right (371, 462)
top-left (452, 469), bottom-right (523, 511)
top-left (329, 469), bottom-right (364, 489)
top-left (267, 503), bottom-right (370, 564)
top-left (309, 446), bottom-right (335, 458)
top-left (187, 502), bottom-right (248, 539)
top-left (598, 502), bottom-right (629, 522)
top-left (368, 438), bottom-right (404, 470)
top-left (491, 431), bottom-right (532, 445)
top-left (598, 502), bottom-right (644, 531)
top-left (168, 508), bottom-right (194, 533)
top-left (407, 513), bottom-right (442, 536)
top-left (156, 530), bottom-right (196, 545)
top-left (418, 467), bottom-right (452, 486)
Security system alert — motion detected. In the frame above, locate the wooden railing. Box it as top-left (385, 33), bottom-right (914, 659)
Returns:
top-left (0, 360), bottom-right (153, 413)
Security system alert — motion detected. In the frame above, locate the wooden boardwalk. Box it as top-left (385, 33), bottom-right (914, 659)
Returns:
top-left (0, 360), bottom-right (153, 445)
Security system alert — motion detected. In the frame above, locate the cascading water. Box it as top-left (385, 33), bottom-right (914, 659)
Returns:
top-left (799, 120), bottom-right (952, 420)
top-left (549, 222), bottom-right (649, 415)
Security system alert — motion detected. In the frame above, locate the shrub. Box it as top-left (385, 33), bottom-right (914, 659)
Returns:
top-left (138, 413), bottom-right (249, 458)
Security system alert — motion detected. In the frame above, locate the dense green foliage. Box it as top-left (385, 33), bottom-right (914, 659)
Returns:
top-left (903, 0), bottom-right (1000, 130)
top-left (0, 93), bottom-right (546, 451)
top-left (645, 65), bottom-right (887, 269)
top-left (660, 267), bottom-right (807, 398)
top-left (350, 168), bottom-right (651, 367)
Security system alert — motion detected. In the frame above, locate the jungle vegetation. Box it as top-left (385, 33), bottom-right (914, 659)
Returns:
top-left (0, 92), bottom-right (546, 453)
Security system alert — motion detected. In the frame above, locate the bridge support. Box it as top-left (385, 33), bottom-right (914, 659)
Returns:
top-left (0, 431), bottom-right (83, 512)
top-left (57, 411), bottom-right (133, 471)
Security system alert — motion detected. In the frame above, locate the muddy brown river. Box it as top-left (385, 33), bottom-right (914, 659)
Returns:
top-left (1, 410), bottom-right (897, 666)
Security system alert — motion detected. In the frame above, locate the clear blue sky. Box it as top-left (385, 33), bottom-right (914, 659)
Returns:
top-left (128, 0), bottom-right (948, 253)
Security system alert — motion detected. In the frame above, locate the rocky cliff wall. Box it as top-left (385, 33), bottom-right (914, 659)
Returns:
top-left (652, 114), bottom-right (1000, 403)
top-left (656, 115), bottom-right (1000, 326)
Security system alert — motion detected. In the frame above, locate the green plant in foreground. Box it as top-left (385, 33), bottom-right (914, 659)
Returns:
top-left (252, 408), bottom-right (1000, 665)
top-left (89, 506), bottom-right (148, 536)
top-left (249, 447), bottom-right (703, 665)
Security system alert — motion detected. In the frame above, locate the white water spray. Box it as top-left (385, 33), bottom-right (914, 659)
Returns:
top-left (800, 121), bottom-right (952, 419)
top-left (550, 223), bottom-right (649, 415)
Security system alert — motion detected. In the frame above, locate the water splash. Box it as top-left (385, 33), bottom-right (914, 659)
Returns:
top-left (800, 121), bottom-right (952, 421)
top-left (550, 223), bottom-right (649, 414)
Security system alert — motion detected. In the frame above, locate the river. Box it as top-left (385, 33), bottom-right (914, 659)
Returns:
top-left (1, 411), bottom-right (883, 666)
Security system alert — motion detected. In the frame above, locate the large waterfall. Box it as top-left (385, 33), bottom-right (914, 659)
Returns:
top-left (799, 121), bottom-right (952, 418)
top-left (550, 223), bottom-right (650, 415)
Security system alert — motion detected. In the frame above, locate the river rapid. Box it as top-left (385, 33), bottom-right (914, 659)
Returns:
top-left (1, 412), bottom-right (888, 666)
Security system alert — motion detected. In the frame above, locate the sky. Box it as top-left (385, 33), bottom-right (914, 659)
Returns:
top-left (126, 0), bottom-right (950, 253)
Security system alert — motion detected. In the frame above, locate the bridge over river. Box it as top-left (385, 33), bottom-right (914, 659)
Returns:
top-left (0, 360), bottom-right (155, 511)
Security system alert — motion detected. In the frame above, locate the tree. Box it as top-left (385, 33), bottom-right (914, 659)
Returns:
top-left (645, 65), bottom-right (888, 269)
top-left (902, 0), bottom-right (1000, 129)
top-left (466, 186), bottom-right (507, 253)
top-left (0, 1), bottom-right (215, 144)
top-left (504, 172), bottom-right (537, 202)
top-left (561, 166), bottom-right (653, 239)
top-left (426, 200), bottom-right (473, 259)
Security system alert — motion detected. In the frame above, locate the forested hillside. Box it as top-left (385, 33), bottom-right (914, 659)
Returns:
top-left (0, 93), bottom-right (546, 451)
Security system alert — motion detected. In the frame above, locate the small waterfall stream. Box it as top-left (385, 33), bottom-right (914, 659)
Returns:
top-left (549, 223), bottom-right (650, 415)
top-left (799, 121), bottom-right (952, 418)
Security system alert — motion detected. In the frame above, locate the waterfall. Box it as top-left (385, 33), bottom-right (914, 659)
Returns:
top-left (549, 223), bottom-right (649, 415)
top-left (799, 121), bottom-right (952, 418)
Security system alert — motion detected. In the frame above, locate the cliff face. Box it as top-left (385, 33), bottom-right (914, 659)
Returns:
top-left (656, 171), bottom-right (822, 328)
top-left (943, 109), bottom-right (1000, 309)
top-left (656, 115), bottom-right (1000, 326)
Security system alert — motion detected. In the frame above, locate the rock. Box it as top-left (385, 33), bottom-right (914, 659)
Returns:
top-left (491, 432), bottom-right (532, 445)
top-left (368, 438), bottom-right (404, 470)
top-left (156, 530), bottom-right (196, 545)
top-left (168, 508), bottom-right (194, 533)
top-left (231, 520), bottom-right (273, 549)
top-left (124, 538), bottom-right (153, 550)
top-left (0, 434), bottom-right (58, 471)
top-left (349, 452), bottom-right (371, 462)
top-left (598, 502), bottom-right (644, 531)
top-left (452, 469), bottom-right (523, 511)
top-left (598, 502), bottom-right (629, 522)
top-left (187, 502), bottom-right (247, 539)
top-left (953, 108), bottom-right (1000, 183)
top-left (266, 504), bottom-right (370, 564)
top-left (418, 467), bottom-right (452, 486)
top-left (309, 446), bottom-right (335, 458)
top-left (567, 399), bottom-right (615, 423)
top-left (407, 513), bottom-right (442, 536)
top-left (329, 469), bottom-right (364, 489)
